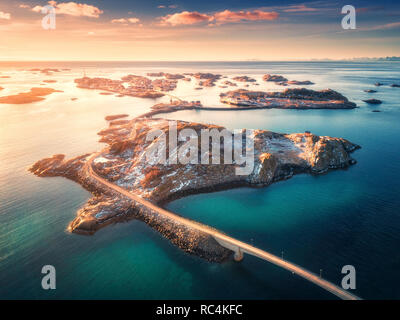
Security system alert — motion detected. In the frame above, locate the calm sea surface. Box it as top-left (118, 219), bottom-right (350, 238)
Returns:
top-left (0, 61), bottom-right (399, 299)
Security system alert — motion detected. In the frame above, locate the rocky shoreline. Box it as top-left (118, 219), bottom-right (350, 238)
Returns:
top-left (0, 87), bottom-right (62, 104)
top-left (263, 74), bottom-right (314, 86)
top-left (30, 116), bottom-right (360, 262)
top-left (220, 88), bottom-right (357, 109)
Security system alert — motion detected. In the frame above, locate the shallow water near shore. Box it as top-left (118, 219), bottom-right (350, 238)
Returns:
top-left (0, 61), bottom-right (399, 299)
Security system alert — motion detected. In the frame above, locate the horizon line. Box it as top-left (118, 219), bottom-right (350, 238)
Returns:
top-left (0, 58), bottom-right (399, 63)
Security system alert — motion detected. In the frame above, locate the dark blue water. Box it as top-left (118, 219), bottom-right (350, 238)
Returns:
top-left (1, 61), bottom-right (399, 299)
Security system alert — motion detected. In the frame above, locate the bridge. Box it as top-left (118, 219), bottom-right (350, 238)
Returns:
top-left (86, 153), bottom-right (361, 300)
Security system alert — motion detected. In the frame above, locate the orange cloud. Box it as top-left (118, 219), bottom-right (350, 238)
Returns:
top-left (111, 17), bottom-right (140, 24)
top-left (361, 21), bottom-right (400, 31)
top-left (159, 11), bottom-right (213, 26)
top-left (214, 9), bottom-right (279, 24)
top-left (0, 11), bottom-right (11, 20)
top-left (356, 7), bottom-right (384, 14)
top-left (283, 5), bottom-right (318, 12)
top-left (159, 9), bottom-right (279, 26)
top-left (32, 1), bottom-right (103, 18)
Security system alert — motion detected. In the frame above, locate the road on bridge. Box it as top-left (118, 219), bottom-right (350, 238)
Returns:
top-left (86, 153), bottom-right (361, 300)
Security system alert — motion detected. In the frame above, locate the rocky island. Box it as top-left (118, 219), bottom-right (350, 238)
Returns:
top-left (146, 72), bottom-right (186, 80)
top-left (232, 76), bottom-right (257, 83)
top-left (104, 114), bottom-right (129, 121)
top-left (263, 74), bottom-right (314, 86)
top-left (0, 87), bottom-right (62, 104)
top-left (28, 68), bottom-right (63, 75)
top-left (363, 99), bottom-right (382, 104)
top-left (263, 74), bottom-right (288, 82)
top-left (74, 74), bottom-right (181, 98)
top-left (220, 88), bottom-right (357, 109)
top-left (193, 73), bottom-right (221, 87)
top-left (30, 116), bottom-right (360, 262)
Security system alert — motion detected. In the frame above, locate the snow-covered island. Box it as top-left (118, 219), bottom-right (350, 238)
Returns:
top-left (29, 116), bottom-right (360, 261)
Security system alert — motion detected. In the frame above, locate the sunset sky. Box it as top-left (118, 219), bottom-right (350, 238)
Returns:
top-left (1, 0), bottom-right (400, 61)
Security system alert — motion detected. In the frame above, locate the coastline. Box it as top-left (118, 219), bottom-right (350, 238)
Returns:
top-left (2, 60), bottom-right (399, 300)
top-left (29, 109), bottom-right (360, 262)
top-left (25, 69), bottom-right (360, 262)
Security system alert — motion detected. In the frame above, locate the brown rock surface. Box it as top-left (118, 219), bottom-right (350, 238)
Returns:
top-left (105, 114), bottom-right (129, 121)
top-left (263, 74), bottom-right (288, 82)
top-left (30, 117), bottom-right (359, 262)
top-left (0, 87), bottom-right (62, 104)
top-left (220, 88), bottom-right (357, 109)
top-left (233, 76), bottom-right (256, 82)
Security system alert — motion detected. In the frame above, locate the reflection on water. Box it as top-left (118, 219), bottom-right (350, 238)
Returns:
top-left (0, 61), bottom-right (399, 299)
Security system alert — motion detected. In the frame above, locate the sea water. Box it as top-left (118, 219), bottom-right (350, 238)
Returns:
top-left (0, 61), bottom-right (399, 299)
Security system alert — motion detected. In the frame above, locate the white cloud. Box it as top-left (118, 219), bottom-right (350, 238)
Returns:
top-left (128, 18), bottom-right (140, 23)
top-left (158, 4), bottom-right (178, 9)
top-left (111, 17), bottom-right (140, 24)
top-left (32, 1), bottom-right (103, 18)
top-left (0, 11), bottom-right (11, 20)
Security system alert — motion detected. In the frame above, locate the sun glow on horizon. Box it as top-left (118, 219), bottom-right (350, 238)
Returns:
top-left (0, 1), bottom-right (399, 61)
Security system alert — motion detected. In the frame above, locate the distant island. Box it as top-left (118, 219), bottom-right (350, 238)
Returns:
top-left (347, 56), bottom-right (400, 62)
top-left (220, 88), bottom-right (357, 109)
top-left (0, 87), bottom-right (62, 104)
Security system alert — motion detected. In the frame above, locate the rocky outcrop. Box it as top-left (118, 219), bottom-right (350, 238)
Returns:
top-left (29, 153), bottom-right (90, 181)
top-left (164, 73), bottom-right (185, 80)
top-left (363, 99), bottom-right (382, 104)
top-left (105, 114), bottom-right (129, 121)
top-left (286, 80), bottom-right (314, 85)
top-left (233, 76), bottom-right (256, 82)
top-left (29, 68), bottom-right (62, 75)
top-left (222, 80), bottom-right (237, 87)
top-left (75, 76), bottom-right (166, 98)
top-left (263, 74), bottom-right (288, 82)
top-left (263, 74), bottom-right (314, 86)
top-left (220, 88), bottom-right (357, 109)
top-left (146, 72), bottom-right (185, 80)
top-left (194, 73), bottom-right (221, 87)
top-left (0, 87), bottom-right (63, 104)
top-left (30, 118), bottom-right (360, 261)
top-left (147, 72), bottom-right (164, 77)
top-left (139, 100), bottom-right (203, 117)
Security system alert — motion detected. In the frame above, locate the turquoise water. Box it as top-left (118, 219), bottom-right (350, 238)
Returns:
top-left (0, 61), bottom-right (399, 299)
